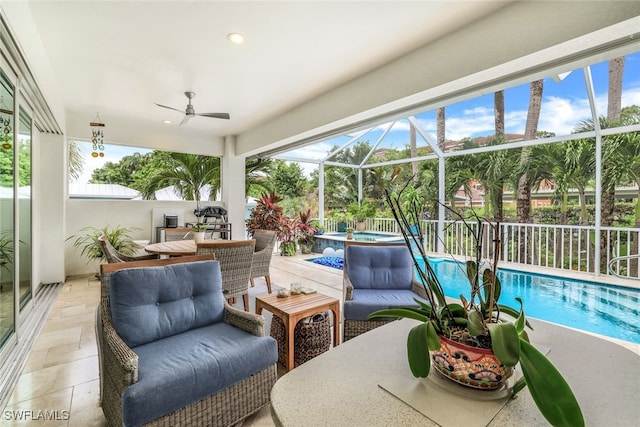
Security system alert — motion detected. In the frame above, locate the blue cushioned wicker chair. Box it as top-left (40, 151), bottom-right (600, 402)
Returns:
top-left (342, 241), bottom-right (429, 341)
top-left (97, 255), bottom-right (278, 427)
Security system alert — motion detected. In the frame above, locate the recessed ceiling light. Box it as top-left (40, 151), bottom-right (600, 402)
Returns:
top-left (163, 120), bottom-right (172, 124)
top-left (227, 32), bottom-right (245, 45)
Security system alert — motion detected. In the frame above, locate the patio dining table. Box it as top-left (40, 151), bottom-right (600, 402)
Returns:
top-left (144, 240), bottom-right (197, 256)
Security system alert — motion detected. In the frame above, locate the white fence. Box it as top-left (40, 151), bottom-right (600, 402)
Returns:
top-left (320, 218), bottom-right (640, 280)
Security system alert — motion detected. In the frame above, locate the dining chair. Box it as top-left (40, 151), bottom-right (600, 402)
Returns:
top-left (249, 230), bottom-right (277, 294)
top-left (196, 239), bottom-right (256, 311)
top-left (164, 227), bottom-right (194, 241)
top-left (98, 234), bottom-right (159, 263)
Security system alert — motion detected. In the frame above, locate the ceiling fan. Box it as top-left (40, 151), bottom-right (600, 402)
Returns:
top-left (155, 91), bottom-right (230, 125)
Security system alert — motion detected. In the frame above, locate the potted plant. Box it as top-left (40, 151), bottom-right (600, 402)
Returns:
top-left (296, 209), bottom-right (317, 254)
top-left (348, 201), bottom-right (376, 231)
top-left (192, 222), bottom-right (207, 243)
top-left (70, 225), bottom-right (140, 263)
top-left (368, 180), bottom-right (584, 427)
top-left (246, 191), bottom-right (284, 235)
top-left (345, 226), bottom-right (354, 240)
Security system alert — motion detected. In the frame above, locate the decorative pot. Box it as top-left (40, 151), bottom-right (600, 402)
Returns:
top-left (194, 231), bottom-right (206, 243)
top-left (346, 232), bottom-right (354, 240)
top-left (431, 335), bottom-right (513, 390)
top-left (355, 221), bottom-right (366, 232)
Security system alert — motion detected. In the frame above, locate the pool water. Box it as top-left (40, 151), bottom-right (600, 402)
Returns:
top-left (426, 258), bottom-right (640, 344)
top-left (325, 232), bottom-right (402, 242)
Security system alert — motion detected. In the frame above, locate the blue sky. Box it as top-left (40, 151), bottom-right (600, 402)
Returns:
top-left (74, 53), bottom-right (639, 183)
top-left (285, 52), bottom-right (640, 167)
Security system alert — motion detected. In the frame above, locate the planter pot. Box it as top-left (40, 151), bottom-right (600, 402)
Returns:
top-left (431, 335), bottom-right (513, 390)
top-left (346, 232), bottom-right (354, 240)
top-left (355, 221), bottom-right (366, 232)
top-left (194, 231), bottom-right (206, 243)
top-left (337, 222), bottom-right (347, 232)
top-left (300, 243), bottom-right (313, 254)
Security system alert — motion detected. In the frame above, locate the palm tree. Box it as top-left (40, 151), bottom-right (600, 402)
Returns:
top-left (140, 152), bottom-right (220, 201)
top-left (246, 158), bottom-right (274, 198)
top-left (600, 56), bottom-right (626, 270)
top-left (68, 141), bottom-right (85, 182)
top-left (517, 79), bottom-right (544, 262)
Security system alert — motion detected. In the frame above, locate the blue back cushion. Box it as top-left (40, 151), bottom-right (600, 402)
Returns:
top-left (109, 260), bottom-right (224, 347)
top-left (346, 245), bottom-right (414, 290)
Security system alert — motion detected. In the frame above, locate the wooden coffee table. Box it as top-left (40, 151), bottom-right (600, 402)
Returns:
top-left (255, 292), bottom-right (340, 372)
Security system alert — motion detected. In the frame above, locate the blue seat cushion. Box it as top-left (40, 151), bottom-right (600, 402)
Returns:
top-left (122, 322), bottom-right (278, 427)
top-left (109, 260), bottom-right (224, 347)
top-left (344, 289), bottom-right (427, 320)
top-left (346, 245), bottom-right (413, 290)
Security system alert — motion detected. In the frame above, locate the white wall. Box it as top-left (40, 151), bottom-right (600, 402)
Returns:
top-left (65, 199), bottom-right (227, 276)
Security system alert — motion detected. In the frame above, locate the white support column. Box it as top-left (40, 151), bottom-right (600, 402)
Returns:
top-left (40, 133), bottom-right (66, 283)
top-left (358, 169), bottom-right (363, 204)
top-left (319, 162), bottom-right (325, 222)
top-left (584, 66), bottom-right (601, 275)
top-left (438, 156), bottom-right (445, 253)
top-left (222, 136), bottom-right (246, 240)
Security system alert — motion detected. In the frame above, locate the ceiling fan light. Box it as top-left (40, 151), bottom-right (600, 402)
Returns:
top-left (227, 32), bottom-right (245, 45)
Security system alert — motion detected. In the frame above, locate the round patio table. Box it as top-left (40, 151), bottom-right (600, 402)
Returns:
top-left (144, 240), bottom-right (197, 256)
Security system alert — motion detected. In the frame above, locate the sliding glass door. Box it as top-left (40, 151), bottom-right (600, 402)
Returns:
top-left (0, 69), bottom-right (15, 350)
top-left (18, 107), bottom-right (31, 310)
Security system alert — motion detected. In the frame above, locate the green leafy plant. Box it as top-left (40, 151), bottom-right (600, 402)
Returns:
top-left (70, 225), bottom-right (140, 262)
top-left (0, 229), bottom-right (15, 274)
top-left (348, 201), bottom-right (377, 222)
top-left (369, 177), bottom-right (584, 427)
top-left (192, 222), bottom-right (207, 232)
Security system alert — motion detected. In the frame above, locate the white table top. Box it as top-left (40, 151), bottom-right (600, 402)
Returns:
top-left (271, 318), bottom-right (640, 426)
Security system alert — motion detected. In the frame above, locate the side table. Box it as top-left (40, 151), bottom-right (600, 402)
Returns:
top-left (255, 292), bottom-right (340, 372)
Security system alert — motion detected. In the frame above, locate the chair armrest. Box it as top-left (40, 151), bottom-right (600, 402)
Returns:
top-left (100, 298), bottom-right (139, 391)
top-left (223, 301), bottom-right (265, 336)
top-left (344, 274), bottom-right (354, 300)
top-left (120, 253), bottom-right (160, 262)
top-left (412, 279), bottom-right (430, 300)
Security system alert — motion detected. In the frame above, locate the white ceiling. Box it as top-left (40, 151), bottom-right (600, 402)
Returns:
top-left (24, 1), bottom-right (512, 147)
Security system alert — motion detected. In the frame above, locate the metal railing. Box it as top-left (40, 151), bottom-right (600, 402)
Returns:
top-left (316, 218), bottom-right (640, 279)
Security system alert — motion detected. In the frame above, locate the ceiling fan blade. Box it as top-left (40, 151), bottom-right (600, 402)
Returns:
top-left (155, 103), bottom-right (184, 113)
top-left (197, 112), bottom-right (230, 120)
top-left (179, 114), bottom-right (193, 126)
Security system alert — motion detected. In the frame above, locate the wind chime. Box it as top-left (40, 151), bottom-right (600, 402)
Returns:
top-left (90, 112), bottom-right (105, 157)
top-left (0, 95), bottom-right (12, 149)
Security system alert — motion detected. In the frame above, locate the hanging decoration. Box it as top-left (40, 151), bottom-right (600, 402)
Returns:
top-left (90, 112), bottom-right (105, 158)
top-left (0, 95), bottom-right (13, 149)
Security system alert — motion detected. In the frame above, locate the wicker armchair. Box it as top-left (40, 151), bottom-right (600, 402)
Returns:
top-left (249, 230), bottom-right (277, 294)
top-left (98, 234), bottom-right (159, 263)
top-left (163, 227), bottom-right (194, 241)
top-left (196, 239), bottom-right (256, 311)
top-left (97, 255), bottom-right (277, 427)
top-left (343, 241), bottom-right (429, 341)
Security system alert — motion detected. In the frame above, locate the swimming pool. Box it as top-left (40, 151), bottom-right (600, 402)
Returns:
top-left (312, 231), bottom-right (403, 253)
top-left (427, 258), bottom-right (640, 344)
